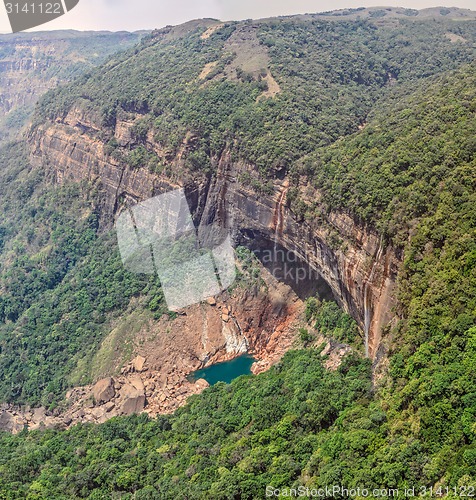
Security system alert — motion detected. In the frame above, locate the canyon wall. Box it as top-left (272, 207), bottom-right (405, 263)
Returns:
top-left (29, 109), bottom-right (400, 358)
top-left (0, 31), bottom-right (141, 143)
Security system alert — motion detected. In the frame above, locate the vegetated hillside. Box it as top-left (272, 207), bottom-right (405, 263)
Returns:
top-left (308, 5), bottom-right (476, 20)
top-left (0, 350), bottom-right (372, 499)
top-left (35, 14), bottom-right (476, 178)
top-left (0, 10), bottom-right (475, 496)
top-left (0, 58), bottom-right (475, 498)
top-left (0, 30), bottom-right (144, 143)
top-left (0, 142), bottom-right (167, 407)
top-left (3, 10), bottom-right (472, 409)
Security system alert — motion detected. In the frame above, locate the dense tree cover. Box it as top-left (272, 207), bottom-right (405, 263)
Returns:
top-left (0, 350), bottom-right (372, 499)
top-left (35, 17), bottom-right (476, 177)
top-left (291, 66), bottom-right (476, 492)
top-left (4, 62), bottom-right (474, 495)
top-left (0, 143), bottom-right (166, 407)
top-left (298, 65), bottom-right (476, 243)
top-left (305, 297), bottom-right (361, 345)
top-left (0, 15), bottom-right (476, 497)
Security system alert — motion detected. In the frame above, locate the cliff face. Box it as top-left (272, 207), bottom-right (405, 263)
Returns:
top-left (0, 53), bottom-right (50, 117)
top-left (195, 152), bottom-right (399, 358)
top-left (0, 31), bottom-right (142, 143)
top-left (30, 109), bottom-right (399, 358)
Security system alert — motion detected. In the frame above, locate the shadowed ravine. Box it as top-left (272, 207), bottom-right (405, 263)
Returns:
top-left (30, 118), bottom-right (400, 358)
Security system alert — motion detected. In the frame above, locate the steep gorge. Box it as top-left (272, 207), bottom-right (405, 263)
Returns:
top-left (27, 11), bottom-right (476, 373)
top-left (1, 12), bottom-right (476, 494)
top-left (8, 10), bottom-right (476, 427)
top-left (0, 31), bottom-right (142, 143)
top-left (29, 109), bottom-right (399, 360)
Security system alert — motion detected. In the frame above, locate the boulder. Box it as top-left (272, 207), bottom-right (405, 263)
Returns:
top-left (105, 402), bottom-right (115, 413)
top-left (132, 355), bottom-right (146, 372)
top-left (120, 383), bottom-right (146, 415)
top-left (92, 378), bottom-right (115, 405)
top-left (129, 375), bottom-right (145, 392)
top-left (195, 378), bottom-right (210, 391)
top-left (90, 407), bottom-right (105, 420)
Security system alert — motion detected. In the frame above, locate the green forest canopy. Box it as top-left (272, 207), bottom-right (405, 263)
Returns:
top-left (0, 14), bottom-right (475, 497)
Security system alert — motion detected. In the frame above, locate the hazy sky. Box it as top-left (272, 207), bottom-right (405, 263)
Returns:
top-left (0, 0), bottom-right (474, 33)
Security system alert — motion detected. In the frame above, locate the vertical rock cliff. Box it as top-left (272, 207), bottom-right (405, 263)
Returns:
top-left (29, 110), bottom-right (399, 358)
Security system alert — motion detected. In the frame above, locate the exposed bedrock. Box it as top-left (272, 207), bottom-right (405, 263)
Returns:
top-left (29, 111), bottom-right (400, 357)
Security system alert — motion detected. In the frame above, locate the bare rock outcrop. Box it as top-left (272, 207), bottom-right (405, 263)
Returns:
top-left (132, 356), bottom-right (146, 372)
top-left (120, 380), bottom-right (146, 415)
top-left (92, 377), bottom-right (115, 405)
top-left (29, 110), bottom-right (399, 358)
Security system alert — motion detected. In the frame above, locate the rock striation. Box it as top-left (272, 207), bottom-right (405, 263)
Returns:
top-left (29, 110), bottom-right (399, 358)
top-left (0, 32), bottom-right (141, 143)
